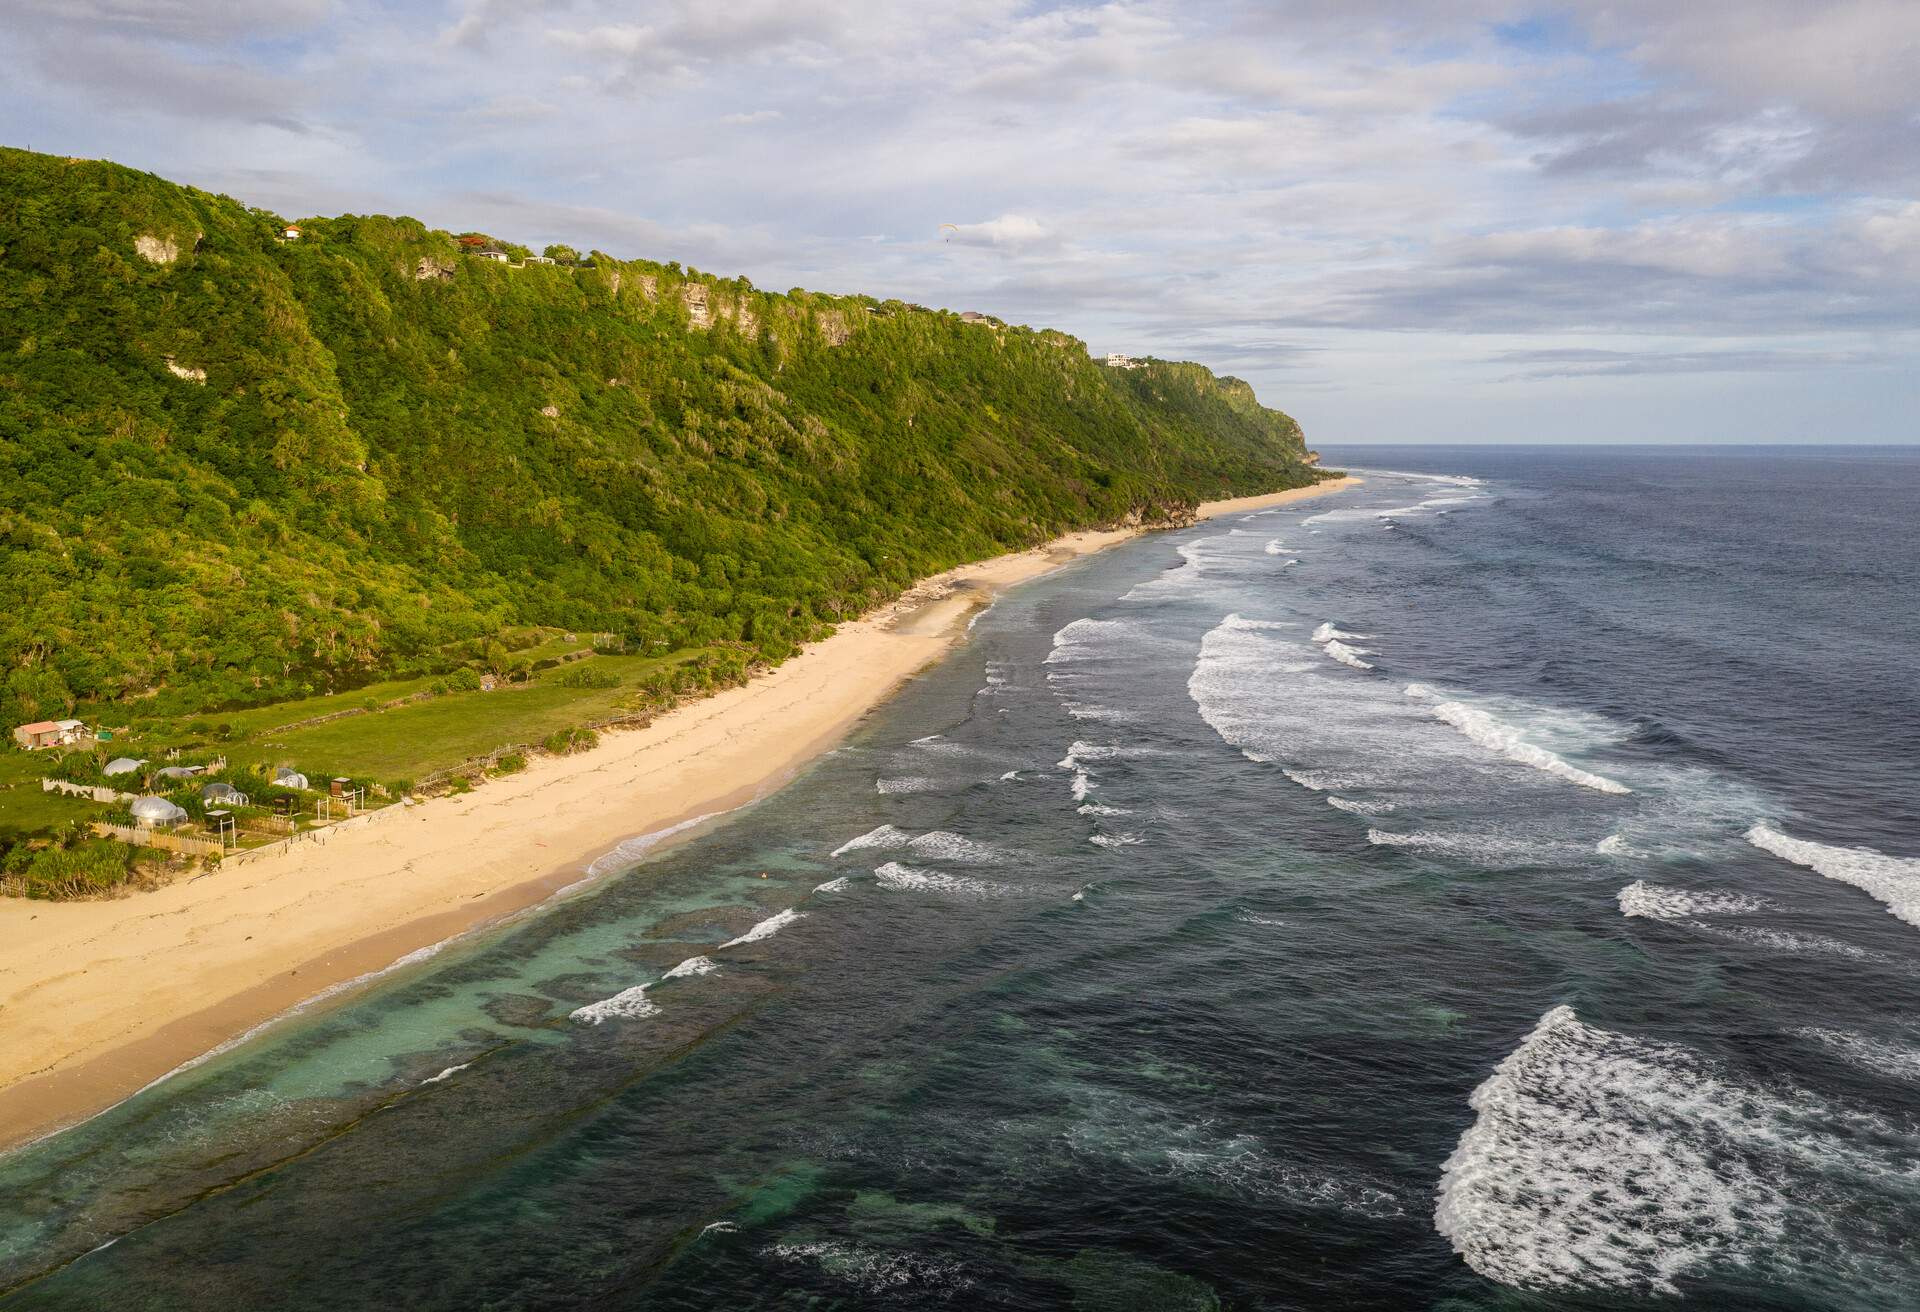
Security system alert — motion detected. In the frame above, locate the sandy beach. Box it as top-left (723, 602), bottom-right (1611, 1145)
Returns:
top-left (0, 477), bottom-right (1357, 1153)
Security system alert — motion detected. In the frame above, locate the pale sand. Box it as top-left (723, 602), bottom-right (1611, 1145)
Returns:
top-left (0, 476), bottom-right (1359, 1151)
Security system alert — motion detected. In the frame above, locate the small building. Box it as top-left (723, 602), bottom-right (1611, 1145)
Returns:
top-left (283, 225), bottom-right (302, 240)
top-left (12, 719), bottom-right (86, 750)
top-left (958, 311), bottom-right (991, 324)
top-left (1104, 352), bottom-right (1143, 370)
top-left (475, 248), bottom-right (510, 262)
top-left (103, 757), bottom-right (145, 777)
top-left (529, 255), bottom-right (555, 265)
top-left (130, 796), bottom-right (189, 827)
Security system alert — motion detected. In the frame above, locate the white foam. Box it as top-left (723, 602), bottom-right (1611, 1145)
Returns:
top-left (1434, 1005), bottom-right (1899, 1292)
top-left (1366, 828), bottom-right (1573, 862)
top-left (1699, 923), bottom-right (1883, 961)
top-left (720, 907), bottom-right (803, 949)
top-left (582, 810), bottom-right (731, 880)
top-left (997, 769), bottom-right (1020, 781)
top-left (906, 830), bottom-right (1003, 863)
top-left (813, 876), bottom-right (850, 893)
top-left (1045, 617), bottom-right (1135, 663)
top-left (1263, 540), bottom-right (1293, 555)
top-left (1799, 1028), bottom-right (1920, 1083)
top-left (830, 824), bottom-right (912, 858)
top-left (875, 777), bottom-right (938, 795)
top-left (1617, 881), bottom-right (1770, 920)
top-left (1430, 701), bottom-right (1630, 795)
top-left (1596, 833), bottom-right (1647, 857)
top-left (1747, 822), bottom-right (1920, 930)
top-left (873, 861), bottom-right (1000, 896)
top-left (1321, 639), bottom-right (1374, 671)
top-left (1070, 771), bottom-right (1093, 802)
top-left (664, 955), bottom-right (719, 978)
top-left (700, 1221), bottom-right (738, 1237)
top-left (570, 984), bottom-right (660, 1025)
top-left (1089, 833), bottom-right (1143, 848)
top-left (1327, 795), bottom-right (1394, 815)
top-left (419, 1062), bottom-right (472, 1085)
top-left (1403, 682), bottom-right (1440, 700)
top-left (1077, 802), bottom-right (1131, 816)
top-left (1312, 622), bottom-right (1374, 643)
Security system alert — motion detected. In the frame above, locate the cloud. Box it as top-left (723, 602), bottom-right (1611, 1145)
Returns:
top-left (940, 214), bottom-right (1053, 250)
top-left (1, 0), bottom-right (1916, 441)
top-left (1489, 346), bottom-right (1894, 380)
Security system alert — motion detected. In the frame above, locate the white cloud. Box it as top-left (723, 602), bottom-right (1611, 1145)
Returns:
top-left (2, 0), bottom-right (1916, 440)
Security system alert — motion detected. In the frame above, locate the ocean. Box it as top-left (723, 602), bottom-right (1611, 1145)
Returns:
top-left (3, 445), bottom-right (1918, 1309)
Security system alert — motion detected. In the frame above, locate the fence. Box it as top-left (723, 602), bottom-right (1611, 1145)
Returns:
top-left (44, 779), bottom-right (135, 804)
top-left (93, 822), bottom-right (225, 857)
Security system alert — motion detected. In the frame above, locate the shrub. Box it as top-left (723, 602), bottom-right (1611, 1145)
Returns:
top-left (557, 665), bottom-right (619, 689)
top-left (493, 752), bottom-right (527, 775)
top-left (542, 726), bottom-right (599, 755)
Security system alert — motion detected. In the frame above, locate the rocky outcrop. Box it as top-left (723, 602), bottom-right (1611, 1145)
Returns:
top-left (163, 356), bottom-right (206, 384)
top-left (539, 404), bottom-right (560, 418)
top-left (636, 273), bottom-right (657, 300)
top-left (134, 234), bottom-right (179, 264)
top-left (682, 283), bottom-right (711, 329)
top-left (414, 256), bottom-right (454, 281)
top-left (817, 310), bottom-right (851, 346)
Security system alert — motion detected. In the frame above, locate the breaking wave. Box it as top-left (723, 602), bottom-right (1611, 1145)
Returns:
top-left (1430, 701), bottom-right (1630, 795)
top-left (1617, 881), bottom-right (1770, 920)
top-left (720, 908), bottom-right (803, 949)
top-left (1436, 1005), bottom-right (1919, 1293)
top-left (1747, 823), bottom-right (1920, 930)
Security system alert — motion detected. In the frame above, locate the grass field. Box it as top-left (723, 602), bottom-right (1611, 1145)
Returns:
top-left (0, 753), bottom-right (104, 838)
top-left (1, 637), bottom-right (718, 847)
top-left (222, 649), bottom-right (707, 782)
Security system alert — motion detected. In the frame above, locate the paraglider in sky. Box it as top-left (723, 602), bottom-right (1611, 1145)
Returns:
top-left (940, 223), bottom-right (959, 243)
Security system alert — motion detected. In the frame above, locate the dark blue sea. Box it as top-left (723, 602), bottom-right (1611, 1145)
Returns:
top-left (4, 445), bottom-right (1919, 1309)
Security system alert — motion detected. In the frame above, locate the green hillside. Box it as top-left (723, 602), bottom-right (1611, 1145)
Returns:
top-left (0, 147), bottom-right (1319, 726)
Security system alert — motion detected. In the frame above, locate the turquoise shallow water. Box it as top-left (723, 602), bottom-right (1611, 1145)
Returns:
top-left (3, 446), bottom-right (1919, 1309)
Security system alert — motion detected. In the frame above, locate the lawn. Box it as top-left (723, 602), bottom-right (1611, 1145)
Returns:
top-left (0, 751), bottom-right (108, 838)
top-left (222, 649), bottom-right (707, 782)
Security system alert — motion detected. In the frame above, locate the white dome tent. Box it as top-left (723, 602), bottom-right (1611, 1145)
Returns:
top-left (130, 796), bottom-right (188, 827)
top-left (103, 757), bottom-right (144, 777)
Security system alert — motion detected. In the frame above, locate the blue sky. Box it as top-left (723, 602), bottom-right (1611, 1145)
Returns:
top-left (3, 0), bottom-right (1916, 443)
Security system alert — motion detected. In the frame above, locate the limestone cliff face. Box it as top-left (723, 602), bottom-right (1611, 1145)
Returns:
top-left (681, 283), bottom-right (711, 328)
top-left (134, 234), bottom-right (179, 264)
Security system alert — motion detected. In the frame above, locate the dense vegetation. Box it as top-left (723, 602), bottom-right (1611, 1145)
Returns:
top-left (0, 147), bottom-right (1318, 727)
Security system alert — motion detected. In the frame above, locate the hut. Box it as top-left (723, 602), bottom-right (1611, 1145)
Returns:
top-left (130, 796), bottom-right (188, 827)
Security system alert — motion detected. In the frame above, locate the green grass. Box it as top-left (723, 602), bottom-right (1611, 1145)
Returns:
top-left (0, 752), bottom-right (108, 838)
top-left (223, 649), bottom-right (706, 781)
top-left (167, 672), bottom-right (448, 740)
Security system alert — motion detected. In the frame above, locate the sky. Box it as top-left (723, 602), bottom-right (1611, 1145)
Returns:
top-left (2, 1), bottom-right (1916, 444)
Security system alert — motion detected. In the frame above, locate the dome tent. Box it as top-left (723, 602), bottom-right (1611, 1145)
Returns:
top-left (273, 767), bottom-right (310, 790)
top-left (202, 782), bottom-right (248, 806)
top-left (103, 757), bottom-right (144, 776)
top-left (130, 796), bottom-right (188, 826)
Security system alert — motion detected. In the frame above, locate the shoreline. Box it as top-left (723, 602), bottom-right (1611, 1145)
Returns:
top-left (0, 476), bottom-right (1359, 1154)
